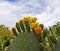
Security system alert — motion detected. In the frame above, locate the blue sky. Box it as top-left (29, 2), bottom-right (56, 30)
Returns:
top-left (0, 0), bottom-right (60, 27)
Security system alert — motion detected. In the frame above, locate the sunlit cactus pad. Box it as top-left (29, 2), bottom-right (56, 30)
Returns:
top-left (7, 31), bottom-right (40, 51)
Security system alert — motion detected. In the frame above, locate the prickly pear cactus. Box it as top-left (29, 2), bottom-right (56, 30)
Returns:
top-left (7, 31), bottom-right (40, 51)
top-left (52, 23), bottom-right (60, 51)
top-left (7, 16), bottom-right (41, 51)
top-left (7, 16), bottom-right (59, 51)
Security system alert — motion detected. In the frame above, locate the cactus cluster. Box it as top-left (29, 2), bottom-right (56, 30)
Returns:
top-left (7, 16), bottom-right (60, 51)
top-left (8, 16), bottom-right (41, 51)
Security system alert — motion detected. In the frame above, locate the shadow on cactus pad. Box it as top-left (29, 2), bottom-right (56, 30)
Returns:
top-left (7, 31), bottom-right (40, 51)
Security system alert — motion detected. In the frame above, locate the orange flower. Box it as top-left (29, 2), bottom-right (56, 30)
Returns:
top-left (34, 27), bottom-right (42, 35)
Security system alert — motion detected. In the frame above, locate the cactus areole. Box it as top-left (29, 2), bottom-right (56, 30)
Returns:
top-left (7, 31), bottom-right (40, 51)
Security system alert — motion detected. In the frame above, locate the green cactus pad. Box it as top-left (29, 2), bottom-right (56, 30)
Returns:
top-left (39, 24), bottom-right (44, 30)
top-left (25, 22), bottom-right (31, 32)
top-left (12, 28), bottom-right (18, 36)
top-left (7, 31), bottom-right (40, 51)
top-left (53, 37), bottom-right (60, 51)
top-left (16, 22), bottom-right (21, 33)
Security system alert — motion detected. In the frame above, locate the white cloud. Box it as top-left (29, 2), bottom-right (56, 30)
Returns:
top-left (37, 0), bottom-right (60, 27)
top-left (0, 0), bottom-right (60, 27)
top-left (0, 0), bottom-right (44, 27)
top-left (0, 1), bottom-right (20, 27)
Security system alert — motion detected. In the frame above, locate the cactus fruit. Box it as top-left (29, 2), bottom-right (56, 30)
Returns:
top-left (24, 22), bottom-right (31, 32)
top-left (43, 29), bottom-right (48, 39)
top-left (19, 20), bottom-right (25, 32)
top-left (12, 28), bottom-right (18, 36)
top-left (39, 24), bottom-right (44, 30)
top-left (16, 22), bottom-right (21, 33)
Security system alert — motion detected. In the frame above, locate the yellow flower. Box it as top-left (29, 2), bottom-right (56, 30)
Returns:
top-left (29, 17), bottom-right (37, 23)
top-left (33, 16), bottom-right (37, 20)
top-left (19, 19), bottom-right (24, 24)
top-left (34, 27), bottom-right (42, 35)
top-left (23, 16), bottom-right (30, 22)
top-left (30, 22), bottom-right (39, 28)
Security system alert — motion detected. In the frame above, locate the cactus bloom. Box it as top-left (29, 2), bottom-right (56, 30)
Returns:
top-left (29, 17), bottom-right (37, 23)
top-left (30, 22), bottom-right (39, 28)
top-left (34, 27), bottom-right (42, 35)
top-left (23, 16), bottom-right (30, 22)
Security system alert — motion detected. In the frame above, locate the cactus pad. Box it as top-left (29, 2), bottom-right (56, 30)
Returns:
top-left (7, 31), bottom-right (40, 51)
